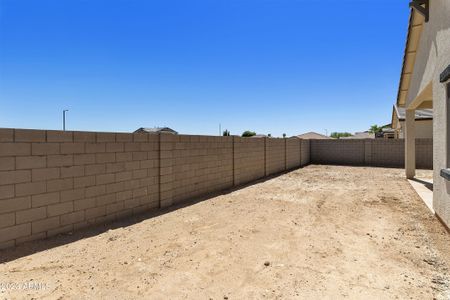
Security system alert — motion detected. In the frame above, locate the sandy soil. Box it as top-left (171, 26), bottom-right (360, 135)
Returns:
top-left (1, 165), bottom-right (449, 299)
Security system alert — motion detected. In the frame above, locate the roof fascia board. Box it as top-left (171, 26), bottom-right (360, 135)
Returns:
top-left (396, 10), bottom-right (424, 108)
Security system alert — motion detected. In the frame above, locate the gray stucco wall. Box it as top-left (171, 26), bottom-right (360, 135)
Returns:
top-left (407, 0), bottom-right (450, 227)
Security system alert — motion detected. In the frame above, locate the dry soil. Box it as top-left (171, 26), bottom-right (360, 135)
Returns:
top-left (1, 165), bottom-right (449, 299)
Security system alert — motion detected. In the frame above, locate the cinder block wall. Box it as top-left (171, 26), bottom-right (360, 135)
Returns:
top-left (0, 129), bottom-right (160, 250)
top-left (233, 137), bottom-right (266, 186)
top-left (415, 139), bottom-right (433, 169)
top-left (300, 139), bottom-right (310, 166)
top-left (371, 139), bottom-right (404, 167)
top-left (286, 138), bottom-right (301, 170)
top-left (0, 129), bottom-right (309, 249)
top-left (311, 139), bottom-right (433, 169)
top-left (159, 134), bottom-right (234, 207)
top-left (266, 138), bottom-right (286, 175)
top-left (311, 140), bottom-right (365, 165)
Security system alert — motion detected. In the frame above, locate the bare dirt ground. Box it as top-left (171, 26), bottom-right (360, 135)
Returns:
top-left (1, 165), bottom-right (450, 299)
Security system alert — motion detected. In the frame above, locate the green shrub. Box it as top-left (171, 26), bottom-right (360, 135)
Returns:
top-left (242, 131), bottom-right (256, 137)
top-left (330, 132), bottom-right (352, 139)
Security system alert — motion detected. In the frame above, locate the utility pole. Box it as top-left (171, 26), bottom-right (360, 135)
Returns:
top-left (63, 110), bottom-right (69, 131)
top-left (219, 123), bottom-right (221, 136)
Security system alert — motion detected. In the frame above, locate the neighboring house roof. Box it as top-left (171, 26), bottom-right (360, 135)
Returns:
top-left (396, 9), bottom-right (425, 108)
top-left (382, 127), bottom-right (396, 133)
top-left (391, 104), bottom-right (433, 128)
top-left (391, 105), bottom-right (433, 130)
top-left (134, 127), bottom-right (178, 134)
top-left (341, 132), bottom-right (375, 139)
top-left (296, 132), bottom-right (331, 139)
top-left (250, 134), bottom-right (267, 138)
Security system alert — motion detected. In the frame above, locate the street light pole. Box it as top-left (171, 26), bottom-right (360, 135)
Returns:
top-left (63, 110), bottom-right (69, 131)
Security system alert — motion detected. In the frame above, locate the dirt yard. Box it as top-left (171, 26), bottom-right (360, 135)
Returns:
top-left (1, 165), bottom-right (449, 299)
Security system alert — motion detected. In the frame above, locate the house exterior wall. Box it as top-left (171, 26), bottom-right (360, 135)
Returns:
top-left (397, 120), bottom-right (433, 139)
top-left (0, 129), bottom-right (311, 249)
top-left (406, 0), bottom-right (450, 228)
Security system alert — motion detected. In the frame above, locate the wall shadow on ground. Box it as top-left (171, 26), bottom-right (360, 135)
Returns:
top-left (0, 167), bottom-right (300, 264)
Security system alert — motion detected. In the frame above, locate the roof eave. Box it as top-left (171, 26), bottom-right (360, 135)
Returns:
top-left (396, 10), bottom-right (425, 108)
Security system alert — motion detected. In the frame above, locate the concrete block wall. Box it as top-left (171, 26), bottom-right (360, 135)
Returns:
top-left (0, 129), bottom-right (309, 249)
top-left (233, 137), bottom-right (265, 186)
top-left (301, 139), bottom-right (311, 166)
top-left (159, 134), bottom-right (233, 207)
top-left (1, 129), bottom-right (434, 250)
top-left (415, 139), bottom-right (433, 169)
top-left (0, 129), bottom-right (160, 250)
top-left (371, 139), bottom-right (404, 168)
top-left (266, 138), bottom-right (286, 175)
top-left (286, 138), bottom-right (301, 170)
top-left (311, 139), bottom-right (433, 169)
top-left (311, 140), bottom-right (365, 165)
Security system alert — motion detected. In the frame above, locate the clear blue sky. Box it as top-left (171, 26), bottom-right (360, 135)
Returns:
top-left (0, 0), bottom-right (409, 137)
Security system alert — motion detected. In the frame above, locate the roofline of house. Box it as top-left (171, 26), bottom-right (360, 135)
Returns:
top-left (396, 9), bottom-right (425, 108)
top-left (296, 132), bottom-right (330, 139)
top-left (396, 9), bottom-right (414, 108)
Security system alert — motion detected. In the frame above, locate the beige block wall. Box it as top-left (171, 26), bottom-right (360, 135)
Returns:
top-left (0, 129), bottom-right (160, 249)
top-left (371, 139), bottom-right (432, 169)
top-left (301, 139), bottom-right (310, 166)
top-left (286, 138), bottom-right (301, 170)
top-left (370, 139), bottom-right (404, 168)
top-left (311, 140), bottom-right (365, 165)
top-left (233, 137), bottom-right (265, 186)
top-left (416, 139), bottom-right (433, 170)
top-left (1, 128), bottom-right (436, 248)
top-left (311, 139), bottom-right (432, 169)
top-left (159, 134), bottom-right (233, 206)
top-left (266, 138), bottom-right (286, 175)
top-left (0, 129), bottom-right (309, 249)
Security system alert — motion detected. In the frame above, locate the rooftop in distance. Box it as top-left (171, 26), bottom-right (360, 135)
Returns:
top-left (296, 132), bottom-right (332, 139)
top-left (134, 127), bottom-right (178, 134)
